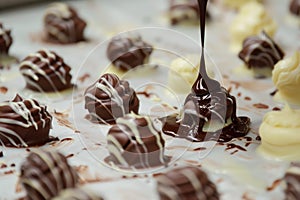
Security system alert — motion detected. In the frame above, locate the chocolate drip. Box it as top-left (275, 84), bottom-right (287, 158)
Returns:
top-left (162, 0), bottom-right (250, 143)
top-left (0, 23), bottom-right (13, 55)
top-left (0, 94), bottom-right (53, 147)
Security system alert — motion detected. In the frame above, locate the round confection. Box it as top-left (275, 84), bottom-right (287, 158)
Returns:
top-left (0, 22), bottom-right (13, 55)
top-left (169, 0), bottom-right (210, 25)
top-left (290, 0), bottom-right (300, 16)
top-left (19, 49), bottom-right (73, 92)
top-left (239, 31), bottom-right (284, 71)
top-left (156, 166), bottom-right (219, 200)
top-left (20, 150), bottom-right (78, 200)
top-left (84, 73), bottom-right (139, 124)
top-left (44, 3), bottom-right (86, 44)
top-left (52, 188), bottom-right (104, 200)
top-left (0, 94), bottom-right (52, 147)
top-left (107, 113), bottom-right (166, 168)
top-left (285, 163), bottom-right (300, 200)
top-left (106, 35), bottom-right (153, 71)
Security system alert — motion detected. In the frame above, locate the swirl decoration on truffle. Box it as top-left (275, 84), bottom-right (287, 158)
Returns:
top-left (285, 163), bottom-right (300, 200)
top-left (44, 3), bottom-right (86, 44)
top-left (52, 188), bottom-right (104, 200)
top-left (106, 35), bottom-right (153, 71)
top-left (238, 31), bottom-right (284, 70)
top-left (156, 167), bottom-right (219, 200)
top-left (0, 22), bottom-right (13, 55)
top-left (162, 0), bottom-right (250, 142)
top-left (84, 73), bottom-right (140, 124)
top-left (106, 113), bottom-right (166, 168)
top-left (20, 150), bottom-right (78, 200)
top-left (0, 94), bottom-right (52, 147)
top-left (290, 0), bottom-right (300, 16)
top-left (169, 0), bottom-right (210, 25)
top-left (19, 49), bottom-right (73, 92)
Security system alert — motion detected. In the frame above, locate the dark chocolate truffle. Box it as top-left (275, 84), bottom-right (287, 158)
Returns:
top-left (19, 49), bottom-right (73, 92)
top-left (0, 94), bottom-right (52, 147)
top-left (107, 113), bottom-right (166, 168)
top-left (169, 0), bottom-right (210, 25)
top-left (238, 31), bottom-right (284, 71)
top-left (0, 22), bottom-right (13, 55)
top-left (53, 188), bottom-right (104, 200)
top-left (290, 0), bottom-right (300, 16)
top-left (285, 163), bottom-right (300, 200)
top-left (44, 3), bottom-right (86, 44)
top-left (156, 167), bottom-right (219, 200)
top-left (20, 150), bottom-right (78, 200)
top-left (84, 73), bottom-right (139, 124)
top-left (106, 35), bottom-right (153, 71)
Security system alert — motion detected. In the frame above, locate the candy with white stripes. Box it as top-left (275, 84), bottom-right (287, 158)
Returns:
top-left (156, 167), bottom-right (219, 200)
top-left (107, 113), bottom-right (166, 168)
top-left (0, 22), bottom-right (13, 55)
top-left (0, 94), bottom-right (52, 147)
top-left (44, 3), bottom-right (86, 44)
top-left (20, 149), bottom-right (78, 200)
top-left (84, 73), bottom-right (139, 124)
top-left (106, 35), bottom-right (153, 71)
top-left (285, 162), bottom-right (300, 200)
top-left (52, 188), bottom-right (104, 200)
top-left (19, 49), bottom-right (73, 92)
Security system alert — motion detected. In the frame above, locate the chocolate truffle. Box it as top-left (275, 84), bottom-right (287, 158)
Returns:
top-left (169, 0), bottom-right (210, 25)
top-left (107, 113), bottom-right (166, 168)
top-left (84, 73), bottom-right (139, 124)
top-left (53, 188), bottom-right (104, 200)
top-left (290, 0), bottom-right (300, 17)
top-left (19, 49), bottom-right (73, 92)
top-left (156, 167), bottom-right (219, 200)
top-left (0, 22), bottom-right (13, 55)
top-left (285, 163), bottom-right (300, 200)
top-left (239, 31), bottom-right (284, 73)
top-left (106, 35), bottom-right (153, 71)
top-left (20, 150), bottom-right (78, 200)
top-left (44, 3), bottom-right (86, 44)
top-left (0, 94), bottom-right (52, 147)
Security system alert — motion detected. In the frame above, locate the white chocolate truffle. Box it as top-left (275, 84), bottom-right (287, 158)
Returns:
top-left (223, 0), bottom-right (261, 9)
top-left (168, 55), bottom-right (214, 94)
top-left (273, 52), bottom-right (300, 105)
top-left (230, 1), bottom-right (277, 52)
top-left (258, 106), bottom-right (300, 160)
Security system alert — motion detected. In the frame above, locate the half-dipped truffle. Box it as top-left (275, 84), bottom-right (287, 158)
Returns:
top-left (107, 113), bottom-right (166, 168)
top-left (44, 3), bottom-right (86, 44)
top-left (285, 163), bottom-right (300, 200)
top-left (238, 31), bottom-right (284, 77)
top-left (106, 35), bottom-right (153, 71)
top-left (19, 49), bottom-right (73, 92)
top-left (0, 22), bottom-right (13, 55)
top-left (84, 73), bottom-right (139, 124)
top-left (53, 188), bottom-right (104, 200)
top-left (0, 94), bottom-right (52, 147)
top-left (156, 166), bottom-right (219, 200)
top-left (20, 150), bottom-right (78, 200)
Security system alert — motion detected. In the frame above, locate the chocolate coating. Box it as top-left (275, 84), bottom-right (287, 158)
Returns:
top-left (169, 0), bottom-right (210, 25)
top-left (20, 150), bottom-right (78, 200)
top-left (156, 167), bottom-right (219, 200)
top-left (0, 22), bottom-right (13, 55)
top-left (84, 73), bottom-right (140, 124)
top-left (239, 31), bottom-right (284, 70)
top-left (290, 0), bottom-right (300, 16)
top-left (106, 35), bottom-right (153, 71)
top-left (53, 188), bottom-right (104, 200)
top-left (285, 163), bottom-right (300, 200)
top-left (44, 3), bottom-right (86, 44)
top-left (107, 113), bottom-right (166, 168)
top-left (0, 94), bottom-right (52, 147)
top-left (19, 49), bottom-right (73, 92)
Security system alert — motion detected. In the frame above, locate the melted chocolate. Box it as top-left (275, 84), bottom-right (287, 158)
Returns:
top-left (162, 0), bottom-right (250, 143)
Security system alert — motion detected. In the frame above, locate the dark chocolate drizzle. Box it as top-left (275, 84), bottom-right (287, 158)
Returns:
top-left (162, 0), bottom-right (250, 143)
